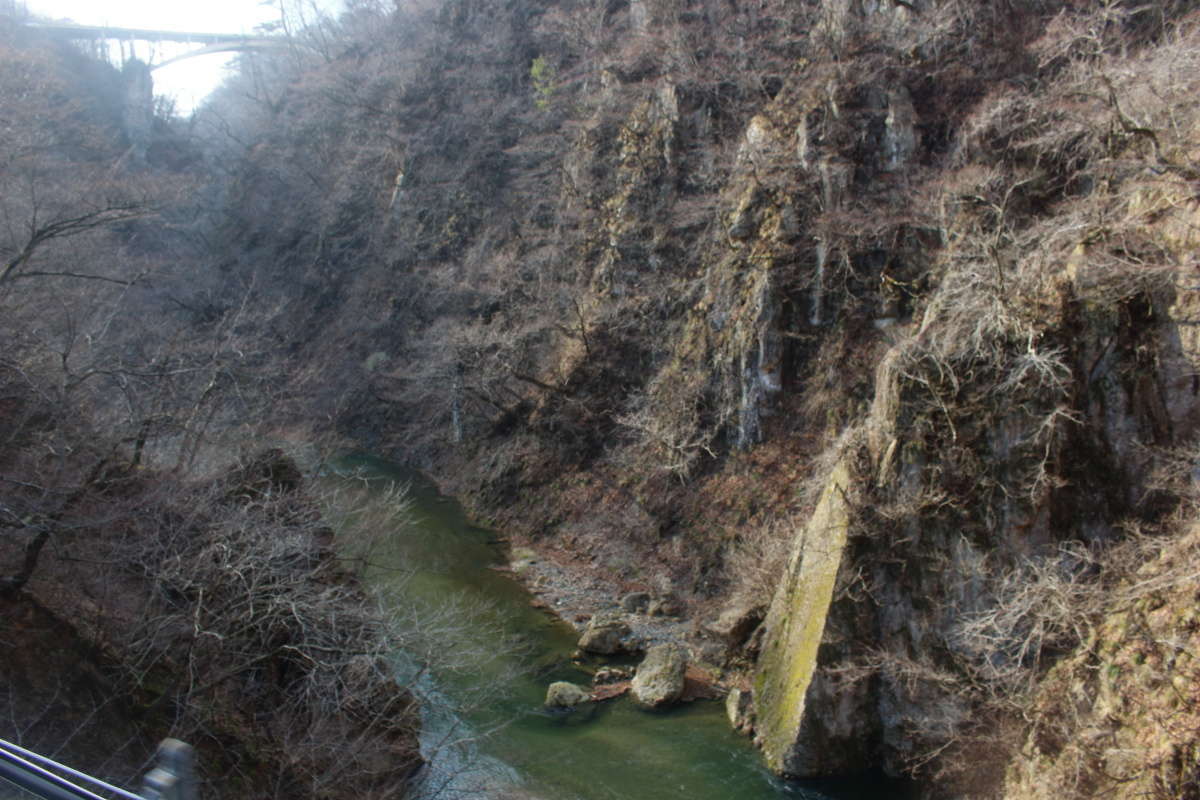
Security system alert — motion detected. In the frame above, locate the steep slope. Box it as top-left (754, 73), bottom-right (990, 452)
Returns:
top-left (1004, 523), bottom-right (1200, 800)
top-left (198, 0), bottom-right (1200, 796)
top-left (752, 4), bottom-right (1200, 793)
top-left (0, 18), bottom-right (424, 799)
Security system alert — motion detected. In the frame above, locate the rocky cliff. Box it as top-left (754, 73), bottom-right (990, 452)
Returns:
top-left (191, 0), bottom-right (1200, 796)
top-left (747, 4), bottom-right (1200, 792)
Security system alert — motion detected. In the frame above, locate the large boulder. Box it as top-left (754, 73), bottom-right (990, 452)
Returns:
top-left (544, 681), bottom-right (591, 709)
top-left (578, 611), bottom-right (632, 655)
top-left (631, 644), bottom-right (687, 708)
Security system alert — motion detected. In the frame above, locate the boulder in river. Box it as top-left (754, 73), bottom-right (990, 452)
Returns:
top-left (545, 681), bottom-right (592, 709)
top-left (510, 546), bottom-right (540, 576)
top-left (578, 611), bottom-right (633, 654)
top-left (631, 643), bottom-right (687, 707)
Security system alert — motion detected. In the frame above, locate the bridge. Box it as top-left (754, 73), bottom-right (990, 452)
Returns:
top-left (21, 21), bottom-right (286, 70)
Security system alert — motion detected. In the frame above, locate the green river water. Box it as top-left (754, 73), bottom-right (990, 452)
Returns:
top-left (331, 455), bottom-right (892, 800)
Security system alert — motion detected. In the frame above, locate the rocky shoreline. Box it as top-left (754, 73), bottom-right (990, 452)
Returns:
top-left (499, 540), bottom-right (732, 706)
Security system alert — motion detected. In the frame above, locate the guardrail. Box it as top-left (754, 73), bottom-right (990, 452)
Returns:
top-left (0, 738), bottom-right (194, 800)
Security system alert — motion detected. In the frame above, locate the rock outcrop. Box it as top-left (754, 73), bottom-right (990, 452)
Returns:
top-left (753, 459), bottom-right (863, 775)
top-left (1003, 527), bottom-right (1200, 800)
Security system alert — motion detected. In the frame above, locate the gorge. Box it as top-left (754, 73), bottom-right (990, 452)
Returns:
top-left (3, 1), bottom-right (1200, 799)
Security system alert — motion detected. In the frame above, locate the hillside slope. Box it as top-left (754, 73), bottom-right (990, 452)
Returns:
top-left (0, 17), bottom-right (423, 799)
top-left (194, 0), bottom-right (1200, 796)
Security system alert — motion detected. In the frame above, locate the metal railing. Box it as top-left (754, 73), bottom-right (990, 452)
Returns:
top-left (0, 739), bottom-right (194, 800)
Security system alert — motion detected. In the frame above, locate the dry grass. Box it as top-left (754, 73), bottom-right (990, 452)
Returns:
top-left (1003, 520), bottom-right (1200, 800)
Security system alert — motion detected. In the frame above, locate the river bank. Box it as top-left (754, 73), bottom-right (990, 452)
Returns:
top-left (499, 537), bottom-right (733, 697)
top-left (344, 454), bottom-right (877, 800)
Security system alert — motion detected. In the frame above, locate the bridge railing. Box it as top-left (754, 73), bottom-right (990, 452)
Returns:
top-left (20, 21), bottom-right (276, 46)
top-left (0, 739), bottom-right (194, 800)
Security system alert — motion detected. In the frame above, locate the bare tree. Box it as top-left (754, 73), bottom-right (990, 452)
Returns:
top-left (0, 31), bottom-right (171, 291)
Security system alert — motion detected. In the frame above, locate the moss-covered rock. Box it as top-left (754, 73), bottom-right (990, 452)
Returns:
top-left (752, 458), bottom-right (858, 775)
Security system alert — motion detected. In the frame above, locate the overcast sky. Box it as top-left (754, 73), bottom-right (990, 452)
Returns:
top-left (22, 1), bottom-right (340, 113)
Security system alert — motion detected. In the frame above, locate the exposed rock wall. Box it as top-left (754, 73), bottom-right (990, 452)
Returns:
top-left (194, 0), bottom-right (1200, 795)
top-left (743, 24), bottom-right (1200, 790)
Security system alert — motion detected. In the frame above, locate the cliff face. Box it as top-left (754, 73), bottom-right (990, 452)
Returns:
top-left (198, 0), bottom-right (1200, 795)
top-left (747, 5), bottom-right (1200, 791)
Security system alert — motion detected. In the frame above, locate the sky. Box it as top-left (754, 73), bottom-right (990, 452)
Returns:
top-left (21, 1), bottom-right (340, 113)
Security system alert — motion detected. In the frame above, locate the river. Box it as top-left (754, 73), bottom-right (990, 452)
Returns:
top-left (327, 455), bottom-right (892, 800)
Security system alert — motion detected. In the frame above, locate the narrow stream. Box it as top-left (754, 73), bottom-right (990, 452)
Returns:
top-left (329, 455), bottom-right (888, 800)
